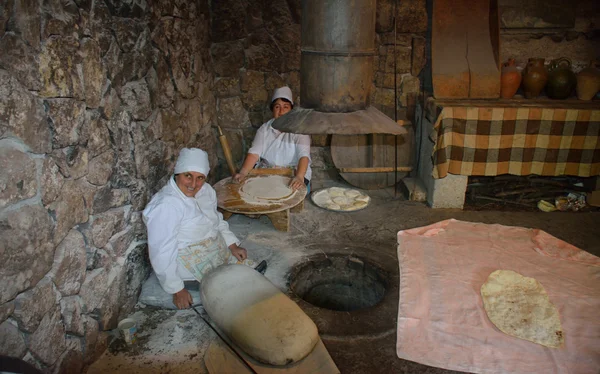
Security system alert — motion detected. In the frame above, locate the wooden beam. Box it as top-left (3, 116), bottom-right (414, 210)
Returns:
top-left (338, 166), bottom-right (413, 173)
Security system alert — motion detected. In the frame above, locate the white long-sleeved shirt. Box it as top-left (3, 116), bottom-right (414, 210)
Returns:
top-left (247, 119), bottom-right (312, 180)
top-left (142, 177), bottom-right (239, 294)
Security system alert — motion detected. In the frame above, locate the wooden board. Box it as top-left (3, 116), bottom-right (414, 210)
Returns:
top-left (432, 0), bottom-right (500, 99)
top-left (214, 176), bottom-right (306, 215)
top-left (205, 338), bottom-right (340, 374)
top-left (330, 126), bottom-right (414, 190)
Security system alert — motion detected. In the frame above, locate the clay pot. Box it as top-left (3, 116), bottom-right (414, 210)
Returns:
top-left (576, 60), bottom-right (600, 100)
top-left (521, 58), bottom-right (548, 99)
top-left (546, 58), bottom-right (577, 100)
top-left (500, 58), bottom-right (521, 99)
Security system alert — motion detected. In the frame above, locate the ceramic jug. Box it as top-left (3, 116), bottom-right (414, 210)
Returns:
top-left (546, 58), bottom-right (576, 100)
top-left (521, 58), bottom-right (548, 99)
top-left (500, 58), bottom-right (521, 99)
top-left (576, 60), bottom-right (600, 100)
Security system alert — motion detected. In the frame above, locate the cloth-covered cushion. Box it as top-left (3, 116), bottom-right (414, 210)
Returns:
top-left (138, 272), bottom-right (201, 310)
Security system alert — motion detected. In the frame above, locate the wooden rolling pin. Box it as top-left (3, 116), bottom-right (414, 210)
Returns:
top-left (217, 126), bottom-right (237, 176)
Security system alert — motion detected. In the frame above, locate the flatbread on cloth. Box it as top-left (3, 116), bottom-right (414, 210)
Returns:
top-left (396, 219), bottom-right (600, 374)
top-left (481, 270), bottom-right (564, 348)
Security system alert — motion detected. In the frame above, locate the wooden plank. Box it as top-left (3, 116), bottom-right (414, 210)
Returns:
top-left (270, 106), bottom-right (408, 135)
top-left (266, 210), bottom-right (290, 232)
top-left (432, 0), bottom-right (470, 98)
top-left (249, 168), bottom-right (294, 176)
top-left (330, 127), bottom-right (414, 190)
top-left (430, 97), bottom-right (600, 109)
top-left (468, 0), bottom-right (500, 98)
top-left (205, 338), bottom-right (340, 374)
top-left (214, 176), bottom-right (306, 215)
top-left (432, 0), bottom-right (500, 99)
top-left (338, 166), bottom-right (413, 173)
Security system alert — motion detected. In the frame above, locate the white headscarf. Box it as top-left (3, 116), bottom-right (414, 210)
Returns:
top-left (174, 148), bottom-right (209, 176)
top-left (271, 86), bottom-right (294, 106)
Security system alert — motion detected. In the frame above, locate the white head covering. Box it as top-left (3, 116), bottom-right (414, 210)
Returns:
top-left (174, 148), bottom-right (209, 176)
top-left (271, 86), bottom-right (294, 106)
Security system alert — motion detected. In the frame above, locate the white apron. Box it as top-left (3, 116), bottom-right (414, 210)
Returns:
top-left (176, 201), bottom-right (255, 282)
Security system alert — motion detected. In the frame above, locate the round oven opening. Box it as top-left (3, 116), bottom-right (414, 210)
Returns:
top-left (289, 255), bottom-right (387, 312)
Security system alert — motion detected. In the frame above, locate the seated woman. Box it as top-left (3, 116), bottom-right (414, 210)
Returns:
top-left (142, 148), bottom-right (265, 309)
top-left (233, 86), bottom-right (311, 192)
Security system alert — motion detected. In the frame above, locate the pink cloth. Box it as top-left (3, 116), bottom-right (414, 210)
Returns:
top-left (396, 219), bottom-right (600, 374)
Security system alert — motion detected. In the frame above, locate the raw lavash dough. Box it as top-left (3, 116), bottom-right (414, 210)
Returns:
top-left (239, 175), bottom-right (295, 205)
top-left (480, 270), bottom-right (564, 348)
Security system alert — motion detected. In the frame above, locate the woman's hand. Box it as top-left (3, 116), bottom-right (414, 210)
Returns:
top-left (232, 172), bottom-right (247, 183)
top-left (173, 288), bottom-right (193, 309)
top-left (229, 244), bottom-right (248, 261)
top-left (289, 176), bottom-right (304, 190)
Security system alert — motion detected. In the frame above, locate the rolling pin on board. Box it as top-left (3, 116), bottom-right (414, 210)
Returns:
top-left (217, 126), bottom-right (237, 176)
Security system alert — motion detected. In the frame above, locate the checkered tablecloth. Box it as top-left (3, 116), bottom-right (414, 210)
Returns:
top-left (432, 107), bottom-right (600, 178)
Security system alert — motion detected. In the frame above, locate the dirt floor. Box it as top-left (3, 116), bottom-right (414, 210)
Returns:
top-left (87, 182), bottom-right (600, 374)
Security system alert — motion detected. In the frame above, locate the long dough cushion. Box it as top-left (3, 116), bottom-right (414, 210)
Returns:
top-left (200, 265), bottom-right (319, 366)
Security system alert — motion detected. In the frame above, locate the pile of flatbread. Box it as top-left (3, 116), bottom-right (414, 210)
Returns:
top-left (311, 187), bottom-right (370, 212)
top-left (480, 270), bottom-right (564, 348)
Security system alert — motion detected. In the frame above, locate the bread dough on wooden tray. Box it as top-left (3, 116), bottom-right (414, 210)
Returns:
top-left (240, 175), bottom-right (296, 205)
top-left (311, 187), bottom-right (370, 212)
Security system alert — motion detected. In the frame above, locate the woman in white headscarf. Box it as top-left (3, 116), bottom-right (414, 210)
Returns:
top-left (233, 86), bottom-right (311, 192)
top-left (143, 148), bottom-right (264, 309)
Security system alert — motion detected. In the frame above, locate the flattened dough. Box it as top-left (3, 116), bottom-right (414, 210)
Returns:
top-left (481, 270), bottom-right (564, 348)
top-left (344, 190), bottom-right (361, 198)
top-left (332, 196), bottom-right (350, 205)
top-left (240, 175), bottom-right (295, 205)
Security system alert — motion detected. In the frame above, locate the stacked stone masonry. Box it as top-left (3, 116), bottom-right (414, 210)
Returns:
top-left (0, 0), bottom-right (428, 372)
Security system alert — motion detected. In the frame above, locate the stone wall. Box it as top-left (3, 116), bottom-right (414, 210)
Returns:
top-left (499, 0), bottom-right (599, 71)
top-left (210, 0), bottom-right (427, 180)
top-left (0, 0), bottom-right (217, 372)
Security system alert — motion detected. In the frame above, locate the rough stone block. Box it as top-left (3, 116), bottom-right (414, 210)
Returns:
top-left (211, 41), bottom-right (245, 77)
top-left (0, 204), bottom-right (54, 304)
top-left (240, 70), bottom-right (265, 92)
top-left (0, 319), bottom-right (27, 358)
top-left (396, 0), bottom-right (427, 33)
top-left (0, 33), bottom-right (42, 91)
top-left (51, 229), bottom-right (87, 296)
top-left (217, 97), bottom-right (250, 129)
top-left (60, 296), bottom-right (85, 336)
top-left (430, 174), bottom-right (468, 209)
top-left (0, 301), bottom-right (15, 324)
top-left (13, 277), bottom-right (60, 332)
top-left (0, 70), bottom-right (51, 153)
top-left (87, 150), bottom-right (116, 186)
top-left (48, 180), bottom-right (90, 243)
top-left (121, 80), bottom-right (152, 121)
top-left (29, 307), bottom-right (67, 366)
top-left (39, 36), bottom-right (84, 99)
top-left (0, 141), bottom-right (37, 207)
top-left (214, 77), bottom-right (241, 97)
top-left (46, 99), bottom-right (87, 148)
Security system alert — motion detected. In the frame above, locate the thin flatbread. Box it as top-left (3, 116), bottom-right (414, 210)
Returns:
top-left (481, 270), bottom-right (564, 348)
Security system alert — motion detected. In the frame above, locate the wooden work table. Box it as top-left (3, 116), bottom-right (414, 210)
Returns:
top-left (214, 169), bottom-right (307, 232)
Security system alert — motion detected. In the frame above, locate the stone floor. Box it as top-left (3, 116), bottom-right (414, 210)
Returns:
top-left (87, 181), bottom-right (600, 374)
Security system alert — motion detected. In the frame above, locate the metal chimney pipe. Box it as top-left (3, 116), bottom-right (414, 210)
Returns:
top-left (300, 0), bottom-right (376, 113)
